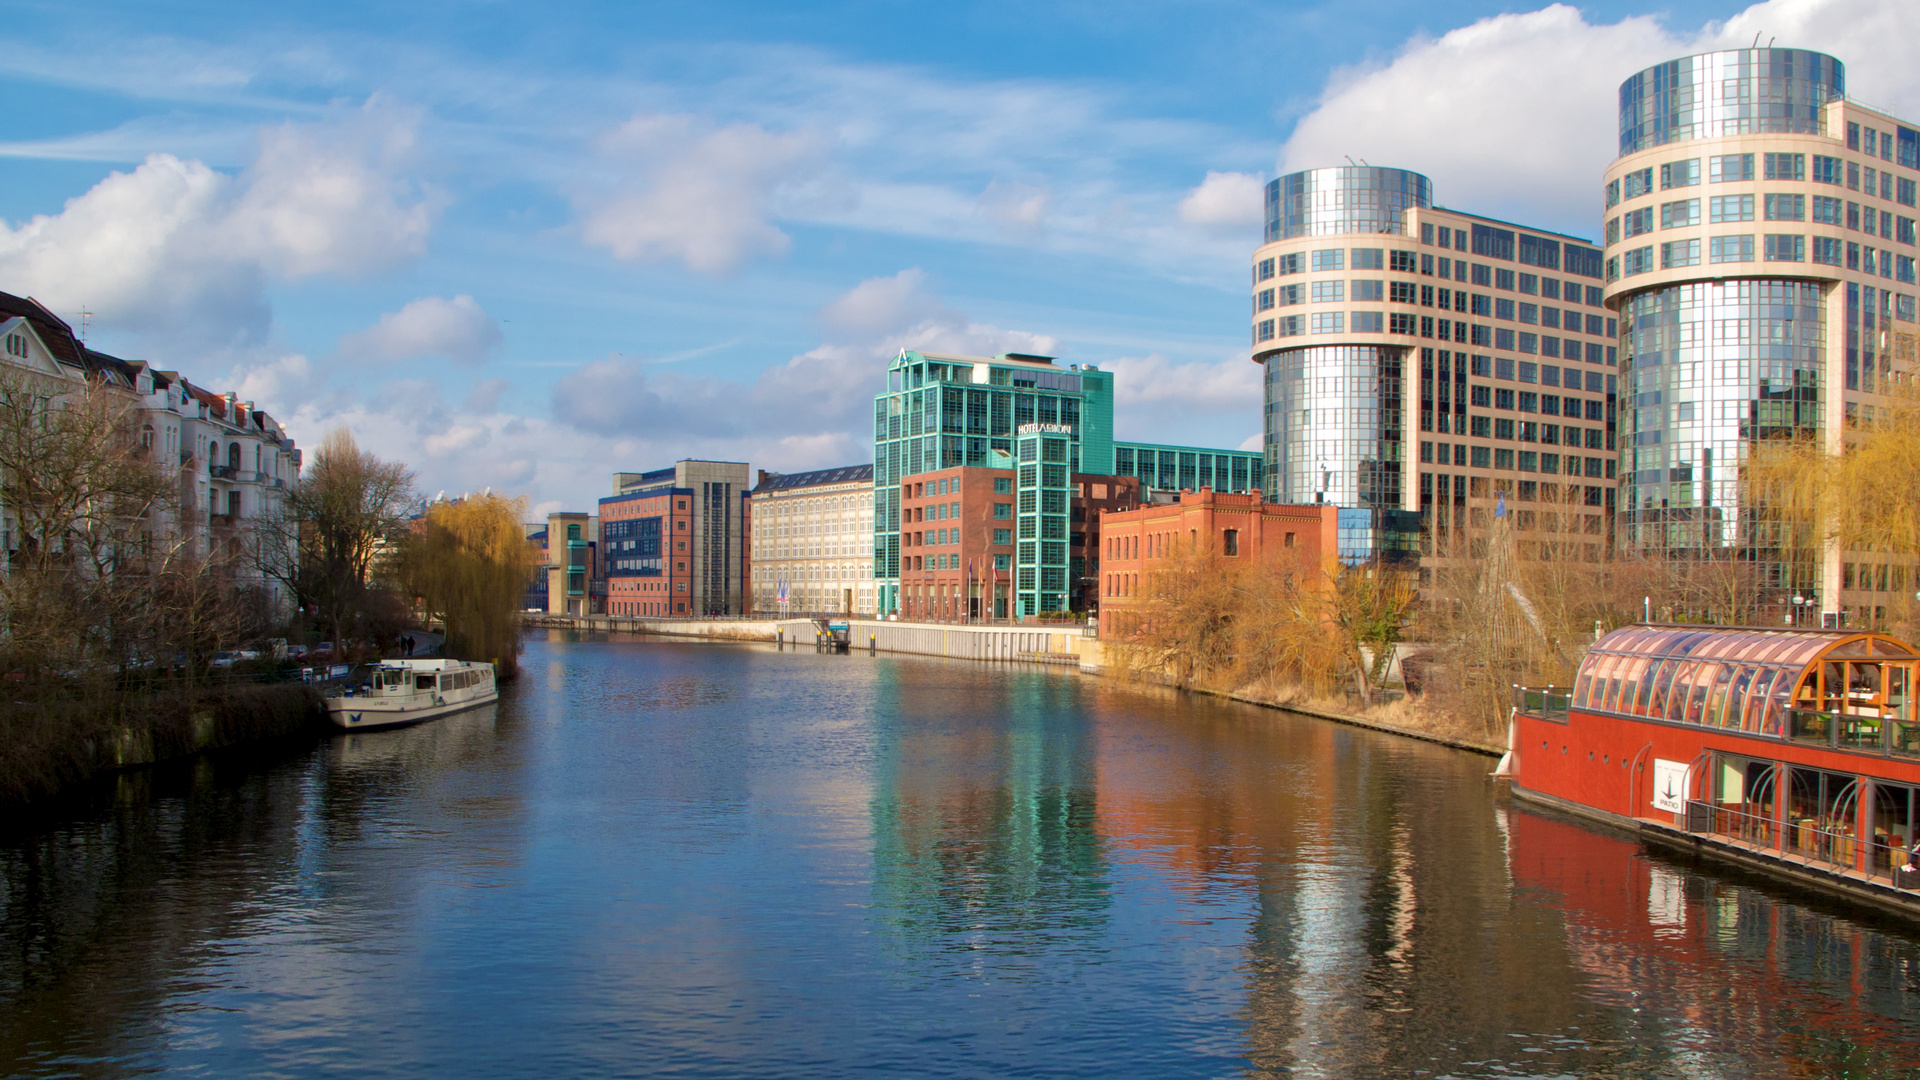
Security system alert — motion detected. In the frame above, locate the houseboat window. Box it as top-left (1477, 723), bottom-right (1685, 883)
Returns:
top-left (1706, 664), bottom-right (1735, 726)
top-left (1873, 782), bottom-right (1915, 874)
top-left (1742, 668), bottom-right (1779, 732)
top-left (1723, 666), bottom-right (1756, 728)
top-left (1786, 768), bottom-right (1861, 862)
top-left (440, 675), bottom-right (454, 691)
top-left (417, 675), bottom-right (436, 690)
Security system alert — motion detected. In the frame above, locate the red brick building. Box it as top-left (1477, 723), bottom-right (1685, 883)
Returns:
top-left (897, 465), bottom-right (1141, 623)
top-left (1097, 489), bottom-right (1338, 638)
top-left (600, 487), bottom-right (696, 617)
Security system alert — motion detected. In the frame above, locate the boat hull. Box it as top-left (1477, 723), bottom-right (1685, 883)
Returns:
top-left (326, 689), bottom-right (499, 730)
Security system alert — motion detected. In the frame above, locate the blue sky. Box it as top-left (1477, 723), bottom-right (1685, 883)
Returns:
top-left (0, 0), bottom-right (1912, 513)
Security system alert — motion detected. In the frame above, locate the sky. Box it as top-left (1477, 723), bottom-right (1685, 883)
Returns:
top-left (2, 0), bottom-right (1918, 515)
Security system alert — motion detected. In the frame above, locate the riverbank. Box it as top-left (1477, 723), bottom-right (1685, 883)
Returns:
top-left (0, 682), bottom-right (324, 813)
top-left (524, 612), bottom-right (1504, 758)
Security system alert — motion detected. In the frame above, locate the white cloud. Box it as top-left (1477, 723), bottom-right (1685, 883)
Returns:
top-left (1100, 351), bottom-right (1263, 453)
top-left (818, 267), bottom-right (937, 335)
top-left (577, 113), bottom-right (826, 274)
top-left (337, 294), bottom-right (502, 366)
top-left (1177, 171), bottom-right (1264, 229)
top-left (978, 180), bottom-right (1051, 233)
top-left (0, 97), bottom-right (435, 352)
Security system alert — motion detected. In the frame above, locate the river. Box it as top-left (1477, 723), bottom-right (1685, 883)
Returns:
top-left (4, 632), bottom-right (1920, 1077)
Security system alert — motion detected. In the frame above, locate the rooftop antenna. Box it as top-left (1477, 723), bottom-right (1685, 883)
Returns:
top-left (1359, 158), bottom-right (1371, 166)
top-left (1768, 36), bottom-right (1775, 48)
top-left (72, 305), bottom-right (92, 342)
top-left (1752, 32), bottom-right (1762, 48)
top-left (1344, 155), bottom-right (1357, 166)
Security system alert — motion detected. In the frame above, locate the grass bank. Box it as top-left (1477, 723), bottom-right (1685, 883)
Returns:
top-left (0, 682), bottom-right (325, 813)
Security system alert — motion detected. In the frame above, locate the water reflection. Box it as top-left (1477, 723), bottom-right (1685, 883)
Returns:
top-left (1, 634), bottom-right (1918, 1078)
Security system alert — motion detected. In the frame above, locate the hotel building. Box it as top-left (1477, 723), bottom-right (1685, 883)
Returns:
top-left (601, 460), bottom-right (751, 616)
top-left (1250, 168), bottom-right (1620, 572)
top-left (872, 349), bottom-right (1262, 617)
top-left (1603, 48), bottom-right (1920, 626)
top-left (747, 464), bottom-right (875, 616)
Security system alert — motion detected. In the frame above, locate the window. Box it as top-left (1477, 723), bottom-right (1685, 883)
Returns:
top-left (1256, 289), bottom-right (1274, 311)
top-left (1471, 446), bottom-right (1491, 468)
top-left (1388, 312), bottom-right (1415, 334)
top-left (1311, 249), bottom-right (1345, 271)
top-left (1813, 155), bottom-right (1843, 185)
top-left (1764, 193), bottom-right (1805, 221)
top-left (1518, 302), bottom-right (1538, 324)
top-left (993, 502), bottom-right (1012, 519)
top-left (1470, 385), bottom-right (1491, 407)
top-left (1605, 217), bottom-right (1621, 246)
top-left (1812, 195), bottom-right (1844, 225)
top-left (1256, 319), bottom-right (1275, 343)
top-left (1812, 236), bottom-right (1843, 266)
top-left (1223, 530), bottom-right (1238, 557)
top-left (1494, 418), bottom-right (1515, 440)
top-left (1275, 252), bottom-right (1303, 275)
top-left (993, 529), bottom-right (1012, 545)
top-left (1343, 247), bottom-right (1385, 270)
top-left (1623, 207), bottom-right (1653, 238)
top-left (1660, 199), bottom-right (1699, 228)
top-left (1763, 153), bottom-right (1805, 181)
top-left (1353, 311), bottom-right (1385, 332)
top-left (1495, 388), bottom-right (1515, 410)
top-left (1622, 246), bottom-right (1654, 275)
top-left (1661, 239), bottom-right (1701, 268)
top-left (1470, 416), bottom-right (1490, 438)
top-left (1709, 154), bottom-right (1754, 183)
top-left (1709, 235), bottom-right (1754, 263)
top-left (1764, 234), bottom-right (1805, 262)
top-left (1900, 178), bottom-right (1918, 208)
top-left (1661, 159), bottom-right (1700, 189)
top-left (1311, 280), bottom-right (1344, 302)
top-left (1389, 250), bottom-right (1418, 273)
top-left (1311, 312), bottom-right (1343, 334)
top-left (1495, 297), bottom-right (1516, 320)
top-left (1353, 280), bottom-right (1384, 302)
top-left (1709, 194), bottom-right (1754, 222)
top-left (1623, 168), bottom-right (1652, 199)
top-left (1605, 179), bottom-right (1619, 208)
top-left (994, 477), bottom-right (1012, 493)
top-left (1256, 258), bottom-right (1275, 281)
top-left (1389, 281), bottom-right (1416, 303)
top-left (1518, 390), bottom-right (1538, 410)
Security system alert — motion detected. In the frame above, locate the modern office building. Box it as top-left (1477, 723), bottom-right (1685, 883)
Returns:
top-left (536, 511), bottom-right (599, 616)
top-left (1250, 167), bottom-right (1622, 573)
top-left (747, 464), bottom-right (875, 615)
top-left (894, 453), bottom-right (1138, 622)
top-left (871, 349), bottom-right (1261, 616)
top-left (602, 460), bottom-right (750, 616)
top-left (1603, 47), bottom-right (1919, 626)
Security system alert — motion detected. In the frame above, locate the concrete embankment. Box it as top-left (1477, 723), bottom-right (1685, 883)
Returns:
top-left (1, 683), bottom-right (325, 814)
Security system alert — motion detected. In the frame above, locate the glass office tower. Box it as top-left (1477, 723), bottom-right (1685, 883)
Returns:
top-left (1603, 48), bottom-right (1920, 624)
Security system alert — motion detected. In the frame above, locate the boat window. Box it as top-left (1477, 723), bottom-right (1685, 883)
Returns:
top-left (417, 675), bottom-right (436, 690)
top-left (440, 675), bottom-right (453, 691)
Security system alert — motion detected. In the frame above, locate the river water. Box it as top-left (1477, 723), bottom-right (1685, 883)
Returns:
top-left (4, 632), bottom-right (1920, 1078)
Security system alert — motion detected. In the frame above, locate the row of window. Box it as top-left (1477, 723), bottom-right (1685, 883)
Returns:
top-left (906, 527), bottom-right (1016, 547)
top-left (1417, 444), bottom-right (1616, 476)
top-left (1609, 153), bottom-right (1920, 208)
top-left (1423, 350), bottom-right (1614, 392)
top-left (1460, 386), bottom-right (1607, 418)
top-left (1613, 236), bottom-right (1920, 280)
top-left (1609, 196), bottom-right (1917, 244)
top-left (1256, 253), bottom-right (1607, 304)
top-left (1257, 316), bottom-right (1619, 362)
top-left (1414, 222), bottom-right (1603, 278)
top-left (1257, 282), bottom-right (1612, 331)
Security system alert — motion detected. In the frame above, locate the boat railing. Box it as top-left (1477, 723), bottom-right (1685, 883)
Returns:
top-left (1687, 800), bottom-right (1914, 887)
top-left (1512, 685), bottom-right (1572, 722)
top-left (1785, 707), bottom-right (1920, 758)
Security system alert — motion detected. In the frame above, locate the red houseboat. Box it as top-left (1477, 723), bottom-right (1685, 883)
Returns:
top-left (1508, 624), bottom-right (1920, 919)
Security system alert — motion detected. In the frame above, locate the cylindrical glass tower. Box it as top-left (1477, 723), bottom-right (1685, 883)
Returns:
top-left (1264, 344), bottom-right (1405, 507)
top-left (1264, 166), bottom-right (1432, 243)
top-left (1617, 48), bottom-right (1844, 156)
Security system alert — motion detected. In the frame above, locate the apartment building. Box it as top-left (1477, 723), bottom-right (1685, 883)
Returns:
top-left (1603, 47), bottom-right (1920, 626)
top-left (1250, 167), bottom-right (1621, 573)
top-left (747, 464), bottom-right (875, 616)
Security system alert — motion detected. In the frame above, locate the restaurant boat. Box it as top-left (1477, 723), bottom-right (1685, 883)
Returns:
top-left (1507, 624), bottom-right (1920, 919)
top-left (323, 658), bottom-right (498, 731)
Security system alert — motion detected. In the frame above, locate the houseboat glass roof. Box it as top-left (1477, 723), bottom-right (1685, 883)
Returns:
top-left (1571, 626), bottom-right (1918, 737)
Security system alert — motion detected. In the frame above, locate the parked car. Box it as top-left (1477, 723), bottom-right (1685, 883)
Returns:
top-left (209, 650), bottom-right (261, 669)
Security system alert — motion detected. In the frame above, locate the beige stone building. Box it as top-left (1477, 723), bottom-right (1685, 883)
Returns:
top-left (748, 465), bottom-right (875, 615)
top-left (1249, 168), bottom-right (1618, 572)
top-left (1602, 47), bottom-right (1919, 626)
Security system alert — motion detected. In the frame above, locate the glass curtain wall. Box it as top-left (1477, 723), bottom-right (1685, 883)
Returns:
top-left (1620, 279), bottom-right (1824, 593)
top-left (1265, 167), bottom-right (1431, 243)
top-left (1618, 49), bottom-right (1844, 156)
top-left (1263, 345), bottom-right (1405, 508)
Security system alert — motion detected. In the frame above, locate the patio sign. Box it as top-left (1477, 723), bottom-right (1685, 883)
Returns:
top-left (1652, 758), bottom-right (1690, 814)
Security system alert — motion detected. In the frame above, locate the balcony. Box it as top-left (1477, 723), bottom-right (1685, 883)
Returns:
top-left (210, 465), bottom-right (238, 480)
top-left (208, 513), bottom-right (239, 528)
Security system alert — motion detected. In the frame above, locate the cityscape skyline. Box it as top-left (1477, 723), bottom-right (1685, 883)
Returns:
top-left (1, 0), bottom-right (1918, 515)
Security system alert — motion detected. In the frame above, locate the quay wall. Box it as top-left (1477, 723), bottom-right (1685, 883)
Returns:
top-left (522, 613), bottom-right (1096, 666)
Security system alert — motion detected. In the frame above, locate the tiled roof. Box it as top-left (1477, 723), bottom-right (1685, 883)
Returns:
top-left (752, 463), bottom-right (874, 494)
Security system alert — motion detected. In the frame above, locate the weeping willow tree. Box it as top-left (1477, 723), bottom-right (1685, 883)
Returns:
top-left (1744, 372), bottom-right (1920, 630)
top-left (401, 493), bottom-right (542, 679)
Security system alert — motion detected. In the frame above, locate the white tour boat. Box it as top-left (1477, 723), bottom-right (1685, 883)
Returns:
top-left (324, 658), bottom-right (498, 730)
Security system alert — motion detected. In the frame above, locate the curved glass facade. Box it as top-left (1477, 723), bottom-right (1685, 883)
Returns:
top-left (1618, 49), bottom-right (1844, 156)
top-left (1263, 167), bottom-right (1432, 243)
top-left (1262, 345), bottom-right (1404, 507)
top-left (1571, 625), bottom-right (1915, 736)
top-left (1620, 279), bottom-right (1824, 577)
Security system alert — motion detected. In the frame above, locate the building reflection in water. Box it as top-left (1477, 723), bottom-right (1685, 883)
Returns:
top-left (867, 662), bottom-right (1110, 964)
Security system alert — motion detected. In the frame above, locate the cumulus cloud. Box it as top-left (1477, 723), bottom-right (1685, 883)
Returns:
top-left (337, 294), bottom-right (502, 366)
top-left (577, 113), bottom-right (826, 274)
top-left (978, 180), bottom-right (1051, 233)
top-left (1100, 351), bottom-right (1263, 452)
top-left (0, 97), bottom-right (435, 351)
top-left (1177, 170), bottom-right (1264, 229)
top-left (1275, 0), bottom-right (1920, 235)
